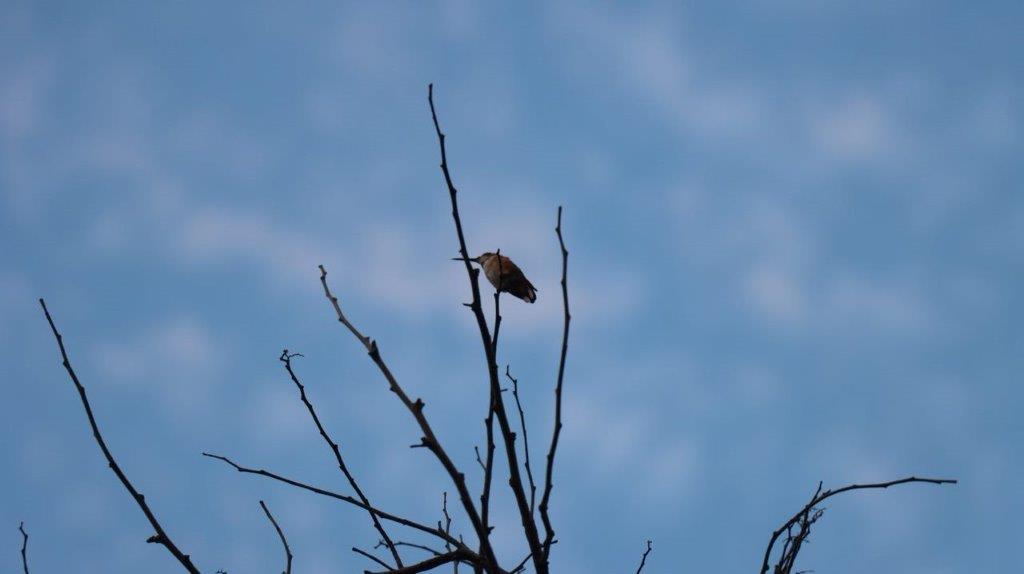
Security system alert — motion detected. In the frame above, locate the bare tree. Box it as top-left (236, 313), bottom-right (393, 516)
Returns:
top-left (29, 85), bottom-right (956, 573)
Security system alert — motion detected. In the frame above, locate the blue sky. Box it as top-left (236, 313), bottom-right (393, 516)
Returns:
top-left (2, 1), bottom-right (1021, 572)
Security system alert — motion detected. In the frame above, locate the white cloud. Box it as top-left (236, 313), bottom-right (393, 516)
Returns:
top-left (809, 94), bottom-right (895, 161)
top-left (90, 315), bottom-right (223, 416)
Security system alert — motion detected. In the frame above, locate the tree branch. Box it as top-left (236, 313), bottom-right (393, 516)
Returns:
top-left (318, 264), bottom-right (498, 572)
top-left (279, 349), bottom-right (402, 568)
top-left (368, 548), bottom-right (476, 574)
top-left (259, 501), bottom-right (293, 574)
top-left (539, 206), bottom-right (571, 562)
top-left (760, 476), bottom-right (958, 574)
top-left (506, 366), bottom-right (537, 515)
top-left (202, 452), bottom-right (462, 548)
top-left (38, 299), bottom-right (200, 574)
top-left (19, 522), bottom-right (29, 574)
top-left (429, 82), bottom-right (547, 574)
top-left (634, 540), bottom-right (652, 574)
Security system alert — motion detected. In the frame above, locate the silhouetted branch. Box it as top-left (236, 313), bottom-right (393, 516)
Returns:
top-left (19, 522), bottom-right (29, 574)
top-left (429, 82), bottom-right (547, 574)
top-left (318, 264), bottom-right (498, 571)
top-left (259, 501), bottom-right (293, 574)
top-left (634, 540), bottom-right (652, 574)
top-left (279, 349), bottom-right (402, 568)
top-left (202, 452), bottom-right (462, 548)
top-left (38, 299), bottom-right (200, 574)
top-left (368, 548), bottom-right (476, 574)
top-left (760, 476), bottom-right (958, 574)
top-left (506, 366), bottom-right (537, 515)
top-left (353, 547), bottom-right (392, 571)
top-left (539, 206), bottom-right (571, 562)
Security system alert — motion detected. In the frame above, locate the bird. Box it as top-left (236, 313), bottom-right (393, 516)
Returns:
top-left (459, 252), bottom-right (537, 303)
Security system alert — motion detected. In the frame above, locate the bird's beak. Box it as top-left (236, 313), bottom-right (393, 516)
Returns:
top-left (452, 256), bottom-right (478, 264)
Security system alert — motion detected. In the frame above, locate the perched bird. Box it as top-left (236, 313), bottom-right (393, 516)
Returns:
top-left (461, 252), bottom-right (537, 303)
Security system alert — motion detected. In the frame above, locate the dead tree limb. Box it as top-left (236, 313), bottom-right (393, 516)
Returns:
top-left (318, 265), bottom-right (500, 572)
top-left (506, 366), bottom-right (537, 515)
top-left (760, 476), bottom-right (958, 574)
top-left (429, 82), bottom-right (548, 574)
top-left (279, 349), bottom-right (402, 568)
top-left (259, 501), bottom-right (293, 574)
top-left (19, 522), bottom-right (29, 574)
top-left (39, 299), bottom-right (200, 574)
top-left (368, 548), bottom-right (476, 574)
top-left (634, 540), bottom-right (653, 574)
top-left (539, 206), bottom-right (571, 562)
top-left (202, 452), bottom-right (464, 549)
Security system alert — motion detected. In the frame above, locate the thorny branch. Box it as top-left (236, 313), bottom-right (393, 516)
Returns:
top-left (260, 501), bottom-right (293, 574)
top-left (39, 299), bottom-right (200, 574)
top-left (760, 476), bottom-right (958, 574)
top-left (279, 349), bottom-right (402, 568)
top-left (430, 82), bottom-right (548, 574)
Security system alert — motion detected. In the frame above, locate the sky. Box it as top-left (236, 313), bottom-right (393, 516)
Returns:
top-left (1, 1), bottom-right (1021, 572)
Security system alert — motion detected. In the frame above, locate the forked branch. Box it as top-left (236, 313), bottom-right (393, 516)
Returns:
top-left (429, 82), bottom-right (548, 574)
top-left (760, 476), bottom-right (957, 574)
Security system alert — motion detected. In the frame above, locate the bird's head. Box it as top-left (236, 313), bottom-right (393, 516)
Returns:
top-left (453, 252), bottom-right (496, 265)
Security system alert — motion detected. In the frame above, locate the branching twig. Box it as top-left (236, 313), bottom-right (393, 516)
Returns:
top-left (506, 366), bottom-right (537, 515)
top-left (429, 82), bottom-right (547, 574)
top-left (760, 476), bottom-right (958, 574)
top-left (539, 206), bottom-right (571, 562)
top-left (279, 349), bottom-right (402, 568)
top-left (634, 540), bottom-right (652, 574)
top-left (19, 522), bottom-right (29, 574)
top-left (260, 501), bottom-right (293, 574)
top-left (39, 299), bottom-right (200, 574)
top-left (319, 264), bottom-right (498, 572)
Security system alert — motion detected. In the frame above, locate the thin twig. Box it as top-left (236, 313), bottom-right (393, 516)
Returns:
top-left (507, 366), bottom-right (537, 515)
top-left (760, 476), bottom-right (957, 574)
top-left (367, 548), bottom-right (476, 574)
top-left (260, 501), bottom-right (293, 574)
top-left (634, 540), bottom-right (652, 574)
top-left (429, 82), bottom-right (547, 574)
top-left (319, 264), bottom-right (498, 572)
top-left (480, 252), bottom-right (502, 543)
top-left (279, 349), bottom-right (402, 568)
top-left (202, 452), bottom-right (463, 548)
top-left (353, 547), bottom-right (392, 571)
top-left (39, 299), bottom-right (200, 574)
top-left (539, 206), bottom-right (571, 562)
top-left (19, 522), bottom-right (29, 574)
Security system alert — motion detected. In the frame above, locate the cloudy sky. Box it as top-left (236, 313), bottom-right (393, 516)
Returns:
top-left (2, 1), bottom-right (1021, 572)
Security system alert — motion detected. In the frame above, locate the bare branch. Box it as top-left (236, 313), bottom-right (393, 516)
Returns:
top-left (38, 299), bottom-right (200, 574)
top-left (318, 264), bottom-right (498, 572)
top-left (506, 366), bottom-right (537, 515)
top-left (429, 82), bottom-right (547, 574)
top-left (202, 452), bottom-right (462, 548)
top-left (353, 547), bottom-right (392, 571)
top-left (279, 349), bottom-right (402, 568)
top-left (259, 501), bottom-right (293, 574)
top-left (368, 548), bottom-right (476, 574)
top-left (760, 476), bottom-right (958, 574)
top-left (539, 206), bottom-right (571, 561)
top-left (634, 540), bottom-right (652, 574)
top-left (19, 522), bottom-right (29, 574)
